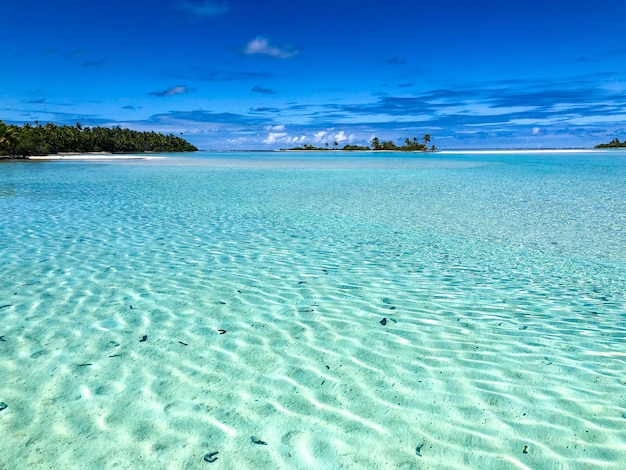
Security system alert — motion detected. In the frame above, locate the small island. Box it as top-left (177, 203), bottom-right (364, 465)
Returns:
top-left (0, 120), bottom-right (198, 159)
top-left (594, 138), bottom-right (626, 149)
top-left (286, 135), bottom-right (436, 152)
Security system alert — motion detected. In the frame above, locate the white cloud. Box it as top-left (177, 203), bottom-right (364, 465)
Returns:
top-left (263, 132), bottom-right (288, 145)
top-left (313, 131), bottom-right (328, 142)
top-left (244, 37), bottom-right (298, 59)
top-left (334, 131), bottom-right (349, 142)
top-left (532, 127), bottom-right (541, 135)
top-left (311, 130), bottom-right (354, 144)
top-left (149, 85), bottom-right (191, 97)
top-left (263, 132), bottom-right (307, 145)
top-left (264, 124), bottom-right (285, 131)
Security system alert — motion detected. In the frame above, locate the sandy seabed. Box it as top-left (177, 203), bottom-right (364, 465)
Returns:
top-left (1, 151), bottom-right (626, 469)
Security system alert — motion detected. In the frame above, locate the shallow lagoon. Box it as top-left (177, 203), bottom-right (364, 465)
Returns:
top-left (1, 151), bottom-right (625, 469)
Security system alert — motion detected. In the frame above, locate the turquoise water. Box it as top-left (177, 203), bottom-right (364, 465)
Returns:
top-left (1, 151), bottom-right (625, 469)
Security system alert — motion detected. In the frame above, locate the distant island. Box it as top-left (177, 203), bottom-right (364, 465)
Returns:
top-left (286, 135), bottom-right (436, 152)
top-left (0, 120), bottom-right (198, 159)
top-left (595, 138), bottom-right (626, 149)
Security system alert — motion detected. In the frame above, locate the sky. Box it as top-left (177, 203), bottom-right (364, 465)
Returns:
top-left (2, 0), bottom-right (626, 150)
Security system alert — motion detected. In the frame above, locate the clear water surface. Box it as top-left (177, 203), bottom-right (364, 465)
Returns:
top-left (1, 151), bottom-right (625, 469)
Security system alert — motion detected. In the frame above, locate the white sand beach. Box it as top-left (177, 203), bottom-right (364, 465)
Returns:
top-left (28, 153), bottom-right (165, 161)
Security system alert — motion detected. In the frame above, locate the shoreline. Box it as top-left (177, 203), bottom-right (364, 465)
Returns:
top-left (28, 153), bottom-right (166, 161)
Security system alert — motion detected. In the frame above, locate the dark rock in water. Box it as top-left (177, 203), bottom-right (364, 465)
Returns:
top-left (139, 335), bottom-right (147, 342)
top-left (380, 318), bottom-right (387, 326)
top-left (218, 329), bottom-right (227, 335)
top-left (203, 451), bottom-right (219, 462)
top-left (382, 298), bottom-right (392, 304)
top-left (0, 335), bottom-right (5, 342)
top-left (250, 436), bottom-right (267, 445)
top-left (415, 443), bottom-right (424, 457)
top-left (0, 402), bottom-right (7, 411)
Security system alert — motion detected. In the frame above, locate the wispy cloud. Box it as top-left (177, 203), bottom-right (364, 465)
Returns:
top-left (26, 98), bottom-right (46, 104)
top-left (250, 107), bottom-right (281, 114)
top-left (148, 109), bottom-right (271, 127)
top-left (179, 0), bottom-right (228, 17)
top-left (244, 37), bottom-right (298, 59)
top-left (251, 86), bottom-right (277, 95)
top-left (149, 85), bottom-right (192, 97)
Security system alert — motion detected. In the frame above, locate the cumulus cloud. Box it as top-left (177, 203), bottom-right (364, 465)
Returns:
top-left (179, 0), bottom-right (228, 17)
top-left (262, 128), bottom-right (307, 145)
top-left (263, 132), bottom-right (289, 145)
top-left (149, 85), bottom-right (192, 97)
top-left (244, 37), bottom-right (298, 59)
top-left (312, 130), bottom-right (353, 144)
top-left (313, 131), bottom-right (328, 142)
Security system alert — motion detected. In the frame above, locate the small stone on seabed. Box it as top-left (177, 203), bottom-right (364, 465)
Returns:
top-left (0, 402), bottom-right (7, 411)
top-left (380, 318), bottom-right (387, 326)
top-left (139, 335), bottom-right (147, 342)
top-left (250, 436), bottom-right (267, 445)
top-left (522, 445), bottom-right (529, 454)
top-left (203, 451), bottom-right (219, 462)
top-left (415, 443), bottom-right (424, 456)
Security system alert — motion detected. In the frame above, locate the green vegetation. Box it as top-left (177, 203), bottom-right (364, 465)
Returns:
top-left (595, 138), bottom-right (626, 149)
top-left (0, 120), bottom-right (198, 158)
top-left (370, 135), bottom-right (435, 152)
top-left (287, 143), bottom-right (370, 151)
top-left (287, 134), bottom-right (436, 152)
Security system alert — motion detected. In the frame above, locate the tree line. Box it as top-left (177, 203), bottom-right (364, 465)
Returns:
top-left (594, 138), bottom-right (626, 148)
top-left (370, 134), bottom-right (434, 151)
top-left (0, 121), bottom-right (198, 158)
top-left (287, 134), bottom-right (435, 152)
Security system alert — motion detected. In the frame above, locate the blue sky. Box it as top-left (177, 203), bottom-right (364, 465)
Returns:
top-left (3, 0), bottom-right (626, 150)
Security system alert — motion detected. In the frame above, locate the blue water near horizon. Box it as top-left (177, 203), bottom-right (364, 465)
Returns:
top-left (1, 150), bottom-right (625, 469)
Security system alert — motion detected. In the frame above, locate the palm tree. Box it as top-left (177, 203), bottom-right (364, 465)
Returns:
top-left (0, 121), bottom-right (18, 156)
top-left (333, 141), bottom-right (338, 150)
top-left (423, 134), bottom-right (431, 149)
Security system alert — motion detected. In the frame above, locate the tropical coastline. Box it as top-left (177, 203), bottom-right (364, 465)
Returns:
top-left (27, 153), bottom-right (166, 161)
top-left (0, 121), bottom-right (197, 159)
